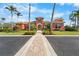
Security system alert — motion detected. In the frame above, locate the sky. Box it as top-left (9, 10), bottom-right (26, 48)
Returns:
top-left (0, 3), bottom-right (79, 25)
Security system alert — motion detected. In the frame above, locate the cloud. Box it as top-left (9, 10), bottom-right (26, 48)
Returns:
top-left (30, 6), bottom-right (51, 15)
top-left (5, 14), bottom-right (28, 23)
top-left (58, 3), bottom-right (79, 8)
top-left (5, 3), bottom-right (52, 18)
top-left (73, 3), bottom-right (79, 7)
top-left (0, 3), bottom-right (67, 22)
top-left (59, 3), bottom-right (65, 6)
top-left (54, 12), bottom-right (64, 18)
top-left (31, 5), bottom-right (65, 20)
top-left (10, 4), bottom-right (29, 12)
top-left (0, 5), bottom-right (8, 16)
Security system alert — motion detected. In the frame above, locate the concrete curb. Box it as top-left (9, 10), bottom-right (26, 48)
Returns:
top-left (0, 35), bottom-right (32, 37)
top-left (0, 35), bottom-right (79, 37)
top-left (45, 35), bottom-right (79, 37)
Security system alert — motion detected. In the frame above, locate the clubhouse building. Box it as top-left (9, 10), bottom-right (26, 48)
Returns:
top-left (15, 17), bottom-right (65, 30)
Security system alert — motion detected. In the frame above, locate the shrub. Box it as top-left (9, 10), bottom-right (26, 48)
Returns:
top-left (3, 28), bottom-right (13, 32)
top-left (23, 31), bottom-right (36, 35)
top-left (65, 26), bottom-right (77, 31)
top-left (0, 29), bottom-right (3, 32)
top-left (53, 28), bottom-right (60, 31)
top-left (42, 30), bottom-right (54, 35)
top-left (0, 28), bottom-right (13, 32)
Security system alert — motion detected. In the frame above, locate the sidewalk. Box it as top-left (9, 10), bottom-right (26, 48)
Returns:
top-left (15, 30), bottom-right (57, 56)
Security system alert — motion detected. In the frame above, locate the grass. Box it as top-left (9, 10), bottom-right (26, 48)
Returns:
top-left (0, 30), bottom-right (79, 35)
top-left (0, 30), bottom-right (29, 35)
top-left (53, 31), bottom-right (79, 35)
top-left (0, 30), bottom-right (37, 35)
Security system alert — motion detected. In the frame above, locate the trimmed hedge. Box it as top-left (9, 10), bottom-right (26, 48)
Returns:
top-left (42, 30), bottom-right (54, 35)
top-left (0, 29), bottom-right (3, 32)
top-left (65, 26), bottom-right (77, 31)
top-left (23, 31), bottom-right (36, 35)
top-left (0, 28), bottom-right (13, 32)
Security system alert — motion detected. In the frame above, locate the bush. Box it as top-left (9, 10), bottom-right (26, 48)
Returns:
top-left (23, 31), bottom-right (36, 35)
top-left (65, 26), bottom-right (77, 31)
top-left (42, 30), bottom-right (54, 35)
top-left (0, 28), bottom-right (13, 32)
top-left (53, 28), bottom-right (60, 31)
top-left (0, 29), bottom-right (3, 32)
top-left (3, 28), bottom-right (13, 32)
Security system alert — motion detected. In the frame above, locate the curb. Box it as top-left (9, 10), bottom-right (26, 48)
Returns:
top-left (45, 35), bottom-right (79, 37)
top-left (0, 35), bottom-right (33, 37)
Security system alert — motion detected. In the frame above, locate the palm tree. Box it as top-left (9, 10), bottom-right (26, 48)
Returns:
top-left (5, 5), bottom-right (17, 20)
top-left (16, 12), bottom-right (22, 22)
top-left (50, 3), bottom-right (56, 31)
top-left (5, 5), bottom-right (17, 29)
top-left (1, 18), bottom-right (6, 29)
top-left (28, 3), bottom-right (31, 31)
top-left (69, 11), bottom-right (74, 27)
top-left (70, 10), bottom-right (79, 29)
top-left (74, 10), bottom-right (79, 27)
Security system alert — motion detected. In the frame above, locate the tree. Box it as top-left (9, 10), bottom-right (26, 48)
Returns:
top-left (74, 10), bottom-right (79, 27)
top-left (5, 5), bottom-right (17, 20)
top-left (69, 11), bottom-right (75, 27)
top-left (50, 3), bottom-right (56, 31)
top-left (69, 10), bottom-right (79, 29)
top-left (5, 5), bottom-right (17, 29)
top-left (16, 12), bottom-right (22, 22)
top-left (0, 18), bottom-right (6, 29)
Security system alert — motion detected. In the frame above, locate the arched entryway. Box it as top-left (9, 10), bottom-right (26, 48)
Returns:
top-left (36, 17), bottom-right (45, 30)
top-left (37, 23), bottom-right (42, 30)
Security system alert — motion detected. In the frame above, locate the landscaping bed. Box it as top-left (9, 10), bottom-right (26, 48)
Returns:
top-left (23, 31), bottom-right (36, 35)
top-left (42, 30), bottom-right (54, 35)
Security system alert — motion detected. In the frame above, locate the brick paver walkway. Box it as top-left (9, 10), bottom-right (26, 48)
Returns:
top-left (15, 30), bottom-right (57, 56)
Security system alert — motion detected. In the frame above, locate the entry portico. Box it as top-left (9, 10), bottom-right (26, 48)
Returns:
top-left (36, 17), bottom-right (45, 30)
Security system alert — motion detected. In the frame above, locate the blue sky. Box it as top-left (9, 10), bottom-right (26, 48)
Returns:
top-left (0, 3), bottom-right (79, 25)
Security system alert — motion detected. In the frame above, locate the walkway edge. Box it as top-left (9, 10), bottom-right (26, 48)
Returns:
top-left (42, 34), bottom-right (57, 56)
top-left (15, 30), bottom-right (57, 56)
top-left (15, 35), bottom-right (37, 56)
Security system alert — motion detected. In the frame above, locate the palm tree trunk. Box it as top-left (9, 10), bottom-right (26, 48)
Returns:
top-left (1, 23), bottom-right (3, 30)
top-left (76, 17), bottom-right (78, 28)
top-left (76, 17), bottom-right (79, 30)
top-left (17, 16), bottom-right (19, 22)
top-left (50, 3), bottom-right (56, 31)
top-left (28, 3), bottom-right (31, 31)
top-left (11, 11), bottom-right (14, 29)
top-left (75, 17), bottom-right (77, 29)
top-left (11, 11), bottom-right (13, 20)
top-left (77, 17), bottom-right (79, 26)
top-left (77, 17), bottom-right (79, 31)
top-left (70, 20), bottom-right (72, 27)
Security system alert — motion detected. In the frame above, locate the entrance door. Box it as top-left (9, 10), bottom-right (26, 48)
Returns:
top-left (38, 25), bottom-right (42, 30)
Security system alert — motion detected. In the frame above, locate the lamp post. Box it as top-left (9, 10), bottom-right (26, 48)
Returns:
top-left (28, 3), bottom-right (31, 31)
top-left (51, 3), bottom-right (56, 31)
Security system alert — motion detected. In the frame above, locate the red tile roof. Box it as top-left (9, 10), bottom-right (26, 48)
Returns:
top-left (53, 18), bottom-right (64, 23)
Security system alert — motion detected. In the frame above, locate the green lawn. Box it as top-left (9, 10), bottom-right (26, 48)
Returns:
top-left (0, 30), bottom-right (28, 35)
top-left (53, 31), bottom-right (79, 35)
top-left (0, 30), bottom-right (79, 35)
